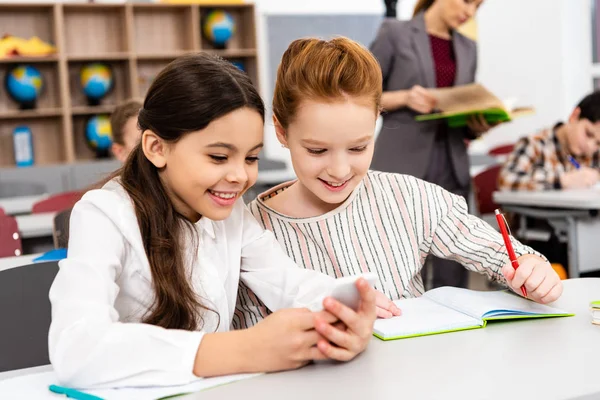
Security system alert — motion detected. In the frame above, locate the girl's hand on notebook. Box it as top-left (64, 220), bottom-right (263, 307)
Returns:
top-left (313, 277), bottom-right (377, 362)
top-left (501, 254), bottom-right (563, 304)
top-left (375, 290), bottom-right (402, 318)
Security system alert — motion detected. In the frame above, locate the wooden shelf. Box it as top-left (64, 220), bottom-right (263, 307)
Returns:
top-left (67, 53), bottom-right (130, 62)
top-left (135, 51), bottom-right (192, 61)
top-left (0, 56), bottom-right (58, 64)
top-left (0, 108), bottom-right (62, 120)
top-left (0, 2), bottom-right (260, 167)
top-left (204, 49), bottom-right (257, 58)
top-left (71, 105), bottom-right (116, 116)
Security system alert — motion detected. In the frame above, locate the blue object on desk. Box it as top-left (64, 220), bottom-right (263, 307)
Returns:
top-left (33, 248), bottom-right (67, 262)
top-left (49, 385), bottom-right (103, 400)
top-left (568, 155), bottom-right (581, 169)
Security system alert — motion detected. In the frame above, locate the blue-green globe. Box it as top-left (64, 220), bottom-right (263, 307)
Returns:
top-left (5, 65), bottom-right (43, 107)
top-left (203, 10), bottom-right (235, 47)
top-left (85, 115), bottom-right (112, 157)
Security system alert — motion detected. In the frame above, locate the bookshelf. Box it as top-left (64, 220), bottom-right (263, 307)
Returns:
top-left (0, 2), bottom-right (259, 167)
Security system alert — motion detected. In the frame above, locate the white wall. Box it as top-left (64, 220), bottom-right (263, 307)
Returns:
top-left (399, 0), bottom-right (593, 153)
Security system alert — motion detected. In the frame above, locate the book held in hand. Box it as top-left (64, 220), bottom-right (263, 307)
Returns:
top-left (415, 83), bottom-right (535, 128)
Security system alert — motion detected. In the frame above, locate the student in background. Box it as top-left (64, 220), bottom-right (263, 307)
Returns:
top-left (369, 0), bottom-right (494, 289)
top-left (499, 91), bottom-right (600, 191)
top-left (110, 99), bottom-right (142, 163)
top-left (49, 54), bottom-right (382, 389)
top-left (233, 37), bottom-right (562, 329)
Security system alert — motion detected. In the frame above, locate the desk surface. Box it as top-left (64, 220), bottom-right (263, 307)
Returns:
top-left (15, 213), bottom-right (55, 239)
top-left (191, 278), bottom-right (600, 400)
top-left (0, 253), bottom-right (42, 273)
top-left (494, 189), bottom-right (600, 209)
top-left (1, 281), bottom-right (597, 400)
top-left (0, 194), bottom-right (47, 216)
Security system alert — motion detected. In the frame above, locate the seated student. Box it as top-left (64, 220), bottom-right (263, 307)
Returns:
top-left (499, 91), bottom-right (600, 191)
top-left (48, 54), bottom-right (384, 389)
top-left (233, 37), bottom-right (562, 328)
top-left (110, 99), bottom-right (143, 163)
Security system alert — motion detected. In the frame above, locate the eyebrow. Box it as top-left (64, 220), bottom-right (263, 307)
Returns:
top-left (206, 142), bottom-right (264, 152)
top-left (301, 136), bottom-right (373, 146)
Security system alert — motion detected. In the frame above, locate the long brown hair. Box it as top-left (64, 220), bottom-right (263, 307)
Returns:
top-left (119, 54), bottom-right (264, 331)
top-left (272, 37), bottom-right (382, 130)
top-left (413, 0), bottom-right (435, 16)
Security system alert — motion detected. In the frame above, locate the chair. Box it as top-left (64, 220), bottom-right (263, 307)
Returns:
top-left (472, 164), bottom-right (502, 216)
top-left (0, 215), bottom-right (23, 257)
top-left (0, 261), bottom-right (59, 372)
top-left (31, 191), bottom-right (82, 214)
top-left (52, 208), bottom-right (73, 249)
top-left (488, 144), bottom-right (515, 157)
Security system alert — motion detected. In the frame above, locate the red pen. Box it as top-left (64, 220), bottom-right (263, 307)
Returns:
top-left (494, 209), bottom-right (527, 297)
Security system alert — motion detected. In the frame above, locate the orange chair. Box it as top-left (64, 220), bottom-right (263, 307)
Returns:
top-left (488, 144), bottom-right (515, 157)
top-left (0, 215), bottom-right (22, 257)
top-left (31, 191), bottom-right (82, 214)
top-left (472, 165), bottom-right (502, 215)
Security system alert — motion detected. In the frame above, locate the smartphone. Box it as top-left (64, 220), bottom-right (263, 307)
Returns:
top-left (329, 272), bottom-right (379, 311)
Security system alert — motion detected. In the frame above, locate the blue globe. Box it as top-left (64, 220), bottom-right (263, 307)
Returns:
top-left (80, 63), bottom-right (113, 103)
top-left (5, 65), bottom-right (43, 106)
top-left (85, 115), bottom-right (113, 157)
top-left (203, 10), bottom-right (235, 47)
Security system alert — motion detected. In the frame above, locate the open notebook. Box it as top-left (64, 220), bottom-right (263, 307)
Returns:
top-left (415, 83), bottom-right (535, 127)
top-left (374, 287), bottom-right (573, 341)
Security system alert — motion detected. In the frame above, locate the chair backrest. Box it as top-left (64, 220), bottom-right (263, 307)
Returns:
top-left (0, 181), bottom-right (46, 198)
top-left (473, 165), bottom-right (502, 216)
top-left (31, 191), bottom-right (82, 214)
top-left (53, 208), bottom-right (73, 249)
top-left (488, 144), bottom-right (515, 157)
top-left (0, 261), bottom-right (59, 372)
top-left (0, 215), bottom-right (23, 257)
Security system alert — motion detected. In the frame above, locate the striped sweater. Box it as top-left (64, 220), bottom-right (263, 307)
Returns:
top-left (232, 171), bottom-right (541, 329)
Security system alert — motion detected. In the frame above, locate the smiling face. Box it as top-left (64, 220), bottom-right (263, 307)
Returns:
top-left (276, 98), bottom-right (377, 214)
top-left (143, 107), bottom-right (264, 222)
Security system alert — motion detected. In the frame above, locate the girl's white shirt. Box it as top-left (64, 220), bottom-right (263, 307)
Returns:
top-left (48, 179), bottom-right (334, 389)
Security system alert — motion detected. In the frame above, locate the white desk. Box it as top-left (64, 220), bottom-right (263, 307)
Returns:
top-left (0, 253), bottom-right (41, 273)
top-left (15, 213), bottom-right (56, 239)
top-left (494, 190), bottom-right (600, 277)
top-left (192, 278), bottom-right (600, 400)
top-left (2, 280), bottom-right (596, 399)
top-left (0, 194), bottom-right (48, 216)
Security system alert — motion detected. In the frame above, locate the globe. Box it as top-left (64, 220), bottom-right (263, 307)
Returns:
top-left (203, 10), bottom-right (235, 48)
top-left (85, 115), bottom-right (112, 158)
top-left (5, 65), bottom-right (43, 109)
top-left (80, 63), bottom-right (113, 105)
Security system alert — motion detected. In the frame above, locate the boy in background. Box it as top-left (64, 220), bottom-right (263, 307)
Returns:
top-left (110, 99), bottom-right (142, 163)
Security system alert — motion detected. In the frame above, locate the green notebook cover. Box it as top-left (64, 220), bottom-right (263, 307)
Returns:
top-left (373, 287), bottom-right (574, 341)
top-left (415, 108), bottom-right (512, 128)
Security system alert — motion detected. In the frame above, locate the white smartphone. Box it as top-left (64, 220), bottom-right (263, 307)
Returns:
top-left (329, 272), bottom-right (379, 311)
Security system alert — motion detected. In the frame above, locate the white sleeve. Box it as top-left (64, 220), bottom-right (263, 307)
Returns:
top-left (48, 197), bottom-right (204, 389)
top-left (239, 204), bottom-right (335, 313)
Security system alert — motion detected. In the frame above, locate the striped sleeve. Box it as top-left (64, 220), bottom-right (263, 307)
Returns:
top-left (232, 200), bottom-right (270, 329)
top-left (498, 136), bottom-right (560, 191)
top-left (425, 181), bottom-right (545, 282)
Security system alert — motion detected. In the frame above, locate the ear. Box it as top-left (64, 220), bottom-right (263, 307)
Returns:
top-left (141, 130), bottom-right (167, 169)
top-left (111, 143), bottom-right (125, 163)
top-left (568, 107), bottom-right (581, 124)
top-left (273, 115), bottom-right (289, 148)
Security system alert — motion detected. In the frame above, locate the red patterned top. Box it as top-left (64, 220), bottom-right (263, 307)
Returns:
top-left (429, 34), bottom-right (456, 88)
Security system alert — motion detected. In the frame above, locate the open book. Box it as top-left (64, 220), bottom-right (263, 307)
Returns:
top-left (373, 287), bottom-right (573, 341)
top-left (415, 83), bottom-right (535, 127)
